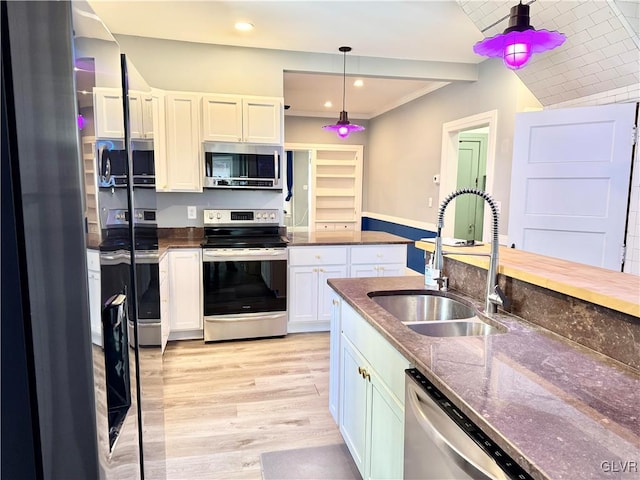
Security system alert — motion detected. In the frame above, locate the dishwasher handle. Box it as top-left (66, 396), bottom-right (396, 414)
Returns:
top-left (406, 378), bottom-right (507, 480)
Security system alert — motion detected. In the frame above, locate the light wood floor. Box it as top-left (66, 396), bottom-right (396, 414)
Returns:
top-left (138, 332), bottom-right (343, 480)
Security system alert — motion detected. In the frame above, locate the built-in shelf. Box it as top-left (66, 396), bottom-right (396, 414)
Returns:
top-left (311, 146), bottom-right (363, 232)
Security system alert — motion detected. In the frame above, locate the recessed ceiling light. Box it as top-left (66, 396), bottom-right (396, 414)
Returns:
top-left (324, 101), bottom-right (332, 108)
top-left (235, 22), bottom-right (254, 31)
top-left (353, 79), bottom-right (364, 87)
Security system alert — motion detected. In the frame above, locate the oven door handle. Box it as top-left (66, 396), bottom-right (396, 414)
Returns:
top-left (204, 312), bottom-right (285, 323)
top-left (134, 250), bottom-right (160, 263)
top-left (99, 251), bottom-right (130, 264)
top-left (203, 249), bottom-right (287, 261)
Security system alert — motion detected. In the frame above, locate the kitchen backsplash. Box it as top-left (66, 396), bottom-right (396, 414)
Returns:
top-left (156, 190), bottom-right (284, 227)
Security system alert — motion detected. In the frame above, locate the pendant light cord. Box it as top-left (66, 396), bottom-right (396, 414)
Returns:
top-left (342, 49), bottom-right (346, 111)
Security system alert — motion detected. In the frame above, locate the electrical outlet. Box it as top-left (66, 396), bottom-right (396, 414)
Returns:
top-left (187, 206), bottom-right (197, 219)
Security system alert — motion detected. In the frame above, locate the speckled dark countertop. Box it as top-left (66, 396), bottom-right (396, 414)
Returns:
top-left (328, 275), bottom-right (640, 480)
top-left (287, 230), bottom-right (412, 246)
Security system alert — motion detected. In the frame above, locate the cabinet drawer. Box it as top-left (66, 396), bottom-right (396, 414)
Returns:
top-left (341, 302), bottom-right (410, 404)
top-left (315, 223), bottom-right (335, 231)
top-left (289, 246), bottom-right (348, 266)
top-left (350, 245), bottom-right (406, 265)
top-left (333, 223), bottom-right (355, 231)
top-left (86, 249), bottom-right (100, 272)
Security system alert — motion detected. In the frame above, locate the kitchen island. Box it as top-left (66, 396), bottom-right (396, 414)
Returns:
top-left (328, 275), bottom-right (639, 480)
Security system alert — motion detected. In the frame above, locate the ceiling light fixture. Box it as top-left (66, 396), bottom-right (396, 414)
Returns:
top-left (473, 1), bottom-right (565, 70)
top-left (322, 46), bottom-right (365, 139)
top-left (235, 21), bottom-right (254, 31)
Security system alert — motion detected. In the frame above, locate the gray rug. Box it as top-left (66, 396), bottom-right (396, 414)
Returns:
top-left (261, 443), bottom-right (361, 480)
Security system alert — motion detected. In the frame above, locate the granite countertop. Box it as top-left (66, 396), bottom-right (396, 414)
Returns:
top-left (328, 275), bottom-right (640, 480)
top-left (416, 241), bottom-right (640, 317)
top-left (287, 230), bottom-right (412, 246)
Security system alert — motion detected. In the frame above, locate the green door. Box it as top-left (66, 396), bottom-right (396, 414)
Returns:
top-left (454, 134), bottom-right (487, 241)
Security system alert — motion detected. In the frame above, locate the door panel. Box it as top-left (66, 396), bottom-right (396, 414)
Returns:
top-left (509, 103), bottom-right (636, 270)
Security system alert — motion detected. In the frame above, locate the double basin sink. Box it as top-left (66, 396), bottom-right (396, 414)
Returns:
top-left (367, 290), bottom-right (505, 337)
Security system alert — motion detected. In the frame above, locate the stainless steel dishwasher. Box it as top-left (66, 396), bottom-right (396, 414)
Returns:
top-left (404, 369), bottom-right (532, 480)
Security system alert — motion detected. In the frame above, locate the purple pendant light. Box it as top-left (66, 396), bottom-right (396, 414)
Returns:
top-left (473, 1), bottom-right (565, 70)
top-left (323, 46), bottom-right (365, 139)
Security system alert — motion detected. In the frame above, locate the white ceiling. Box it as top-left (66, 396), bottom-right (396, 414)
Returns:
top-left (86, 1), bottom-right (640, 117)
top-left (86, 0), bottom-right (484, 118)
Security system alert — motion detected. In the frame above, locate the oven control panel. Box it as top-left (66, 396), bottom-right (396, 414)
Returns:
top-left (203, 209), bottom-right (279, 225)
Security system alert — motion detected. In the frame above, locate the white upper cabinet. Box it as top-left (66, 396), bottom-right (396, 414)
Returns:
top-left (128, 90), bottom-right (154, 139)
top-left (93, 87), bottom-right (124, 139)
top-left (202, 94), bottom-right (283, 144)
top-left (164, 92), bottom-right (202, 191)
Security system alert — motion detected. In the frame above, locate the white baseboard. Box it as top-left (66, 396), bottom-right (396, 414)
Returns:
top-left (287, 321), bottom-right (330, 333)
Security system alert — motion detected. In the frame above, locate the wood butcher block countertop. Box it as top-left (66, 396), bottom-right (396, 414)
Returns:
top-left (416, 240), bottom-right (640, 318)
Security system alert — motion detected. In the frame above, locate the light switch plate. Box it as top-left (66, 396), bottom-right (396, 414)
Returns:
top-left (187, 206), bottom-right (197, 219)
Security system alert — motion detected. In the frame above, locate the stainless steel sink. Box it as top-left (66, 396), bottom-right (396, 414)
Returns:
top-left (405, 320), bottom-right (501, 337)
top-left (368, 290), bottom-right (477, 322)
top-left (367, 290), bottom-right (506, 337)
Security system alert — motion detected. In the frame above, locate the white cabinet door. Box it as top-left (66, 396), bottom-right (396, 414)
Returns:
top-left (142, 94), bottom-right (154, 138)
top-left (350, 265), bottom-right (379, 278)
top-left (340, 336), bottom-right (368, 477)
top-left (201, 94), bottom-right (243, 142)
top-left (377, 264), bottom-right (406, 277)
top-left (317, 264), bottom-right (348, 322)
top-left (288, 266), bottom-right (318, 324)
top-left (336, 299), bottom-right (410, 480)
top-left (128, 91), bottom-right (144, 139)
top-left (168, 249), bottom-right (202, 336)
top-left (87, 250), bottom-right (102, 347)
top-left (367, 375), bottom-right (405, 480)
top-left (165, 93), bottom-right (202, 191)
top-left (242, 97), bottom-right (282, 144)
top-left (93, 87), bottom-right (123, 138)
top-left (159, 253), bottom-right (170, 352)
top-left (329, 292), bottom-right (341, 424)
top-left (152, 89), bottom-right (168, 191)
top-left (201, 94), bottom-right (282, 144)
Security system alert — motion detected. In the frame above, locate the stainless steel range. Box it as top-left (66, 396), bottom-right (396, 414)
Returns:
top-left (201, 209), bottom-right (288, 342)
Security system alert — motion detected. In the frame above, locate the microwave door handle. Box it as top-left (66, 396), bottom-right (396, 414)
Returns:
top-left (274, 150), bottom-right (279, 180)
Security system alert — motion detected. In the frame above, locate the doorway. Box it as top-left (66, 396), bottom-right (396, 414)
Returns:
top-left (439, 110), bottom-right (498, 241)
top-left (454, 130), bottom-right (488, 241)
top-left (284, 149), bottom-right (311, 232)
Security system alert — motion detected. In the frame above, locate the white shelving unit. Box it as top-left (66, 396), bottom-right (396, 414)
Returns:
top-left (81, 136), bottom-right (100, 235)
top-left (310, 146), bottom-right (363, 231)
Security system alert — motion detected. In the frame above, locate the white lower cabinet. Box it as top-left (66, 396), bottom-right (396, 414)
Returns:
top-left (350, 244), bottom-right (407, 278)
top-left (86, 249), bottom-right (102, 346)
top-left (336, 299), bottom-right (410, 480)
top-left (159, 252), bottom-right (170, 352)
top-left (329, 291), bottom-right (341, 424)
top-left (288, 246), bottom-right (348, 332)
top-left (168, 248), bottom-right (203, 340)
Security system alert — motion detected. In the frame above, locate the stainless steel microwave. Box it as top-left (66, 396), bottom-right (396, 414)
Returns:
top-left (203, 142), bottom-right (282, 190)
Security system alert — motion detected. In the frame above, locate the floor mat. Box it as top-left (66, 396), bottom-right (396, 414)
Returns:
top-left (261, 443), bottom-right (361, 480)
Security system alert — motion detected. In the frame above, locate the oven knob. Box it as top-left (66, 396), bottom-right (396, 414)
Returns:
top-left (216, 212), bottom-right (222, 219)
top-left (270, 213), bottom-right (276, 220)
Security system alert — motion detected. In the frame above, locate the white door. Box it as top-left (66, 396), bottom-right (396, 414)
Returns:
top-left (509, 103), bottom-right (636, 270)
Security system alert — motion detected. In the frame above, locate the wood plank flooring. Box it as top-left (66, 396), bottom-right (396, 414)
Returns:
top-left (138, 332), bottom-right (342, 480)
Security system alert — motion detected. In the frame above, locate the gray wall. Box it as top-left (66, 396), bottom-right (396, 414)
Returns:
top-left (114, 35), bottom-right (478, 96)
top-left (365, 59), bottom-right (541, 234)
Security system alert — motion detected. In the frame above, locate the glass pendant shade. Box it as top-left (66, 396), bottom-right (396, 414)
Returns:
top-left (322, 46), bottom-right (365, 139)
top-left (473, 3), bottom-right (565, 70)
